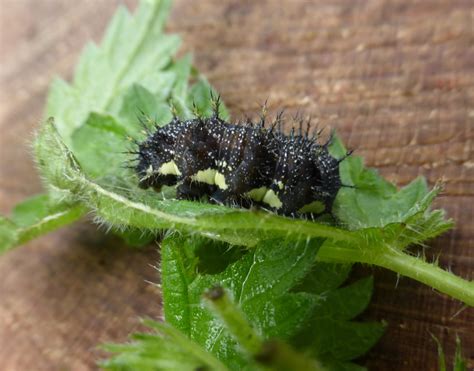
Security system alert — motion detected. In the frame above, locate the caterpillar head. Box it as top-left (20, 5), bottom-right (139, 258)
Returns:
top-left (135, 130), bottom-right (181, 190)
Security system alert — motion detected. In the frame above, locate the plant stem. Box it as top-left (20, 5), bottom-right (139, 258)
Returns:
top-left (203, 286), bottom-right (326, 371)
top-left (204, 286), bottom-right (262, 354)
top-left (317, 244), bottom-right (474, 306)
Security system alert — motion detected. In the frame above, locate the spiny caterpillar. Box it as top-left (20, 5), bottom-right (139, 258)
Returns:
top-left (133, 96), bottom-right (352, 218)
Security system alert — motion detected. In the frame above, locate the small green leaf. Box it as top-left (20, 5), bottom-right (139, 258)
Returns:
top-left (161, 235), bottom-right (201, 333)
top-left (1, 193), bottom-right (86, 253)
top-left (0, 216), bottom-right (18, 253)
top-left (170, 54), bottom-right (193, 101)
top-left (432, 334), bottom-right (447, 371)
top-left (72, 113), bottom-right (130, 178)
top-left (102, 321), bottom-right (229, 371)
top-left (293, 262), bottom-right (352, 295)
top-left (118, 84), bottom-right (173, 135)
top-left (330, 136), bottom-right (436, 231)
top-left (46, 0), bottom-right (181, 144)
top-left (453, 336), bottom-right (467, 371)
top-left (186, 77), bottom-right (229, 119)
top-left (431, 335), bottom-right (468, 371)
top-left (11, 194), bottom-right (51, 227)
top-left (293, 276), bottom-right (385, 366)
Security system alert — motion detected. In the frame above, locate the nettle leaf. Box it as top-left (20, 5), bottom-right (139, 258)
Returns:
top-left (293, 262), bottom-right (385, 370)
top-left (170, 54), bottom-right (193, 101)
top-left (108, 236), bottom-right (383, 370)
top-left (35, 115), bottom-right (473, 306)
top-left (30, 0), bottom-right (229, 248)
top-left (46, 0), bottom-right (180, 144)
top-left (294, 262), bottom-right (353, 294)
top-left (161, 235), bottom-right (201, 334)
top-left (293, 276), bottom-right (385, 369)
top-left (72, 113), bottom-right (130, 179)
top-left (162, 235), bottom-right (323, 368)
top-left (453, 337), bottom-right (468, 371)
top-left (186, 76), bottom-right (230, 119)
top-left (36, 119), bottom-right (451, 252)
top-left (118, 84), bottom-right (174, 135)
top-left (0, 193), bottom-right (85, 253)
top-left (42, 0), bottom-right (228, 189)
top-left (26, 0), bottom-right (230, 253)
top-left (35, 118), bottom-right (355, 246)
top-left (101, 321), bottom-right (229, 371)
top-left (331, 137), bottom-right (446, 231)
top-left (432, 335), bottom-right (468, 371)
top-left (0, 217), bottom-right (18, 253)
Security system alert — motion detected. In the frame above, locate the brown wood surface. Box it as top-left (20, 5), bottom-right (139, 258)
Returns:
top-left (0, 0), bottom-right (473, 370)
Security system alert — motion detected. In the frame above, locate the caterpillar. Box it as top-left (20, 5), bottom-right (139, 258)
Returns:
top-left (133, 96), bottom-right (352, 218)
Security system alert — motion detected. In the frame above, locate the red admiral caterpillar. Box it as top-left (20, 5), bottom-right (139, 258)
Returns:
top-left (133, 96), bottom-right (352, 218)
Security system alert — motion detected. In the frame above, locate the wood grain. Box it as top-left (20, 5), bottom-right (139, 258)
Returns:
top-left (0, 0), bottom-right (473, 370)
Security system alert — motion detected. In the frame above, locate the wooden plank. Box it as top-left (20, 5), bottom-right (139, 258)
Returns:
top-left (0, 0), bottom-right (472, 369)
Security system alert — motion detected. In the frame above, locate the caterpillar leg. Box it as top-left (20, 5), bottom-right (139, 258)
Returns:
top-left (177, 180), bottom-right (216, 201)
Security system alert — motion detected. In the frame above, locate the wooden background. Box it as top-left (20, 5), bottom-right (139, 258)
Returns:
top-left (0, 0), bottom-right (473, 369)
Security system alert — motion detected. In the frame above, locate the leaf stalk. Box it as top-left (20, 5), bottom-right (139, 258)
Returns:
top-left (317, 244), bottom-right (474, 306)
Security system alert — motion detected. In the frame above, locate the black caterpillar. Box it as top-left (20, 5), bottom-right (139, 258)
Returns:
top-left (133, 97), bottom-right (352, 218)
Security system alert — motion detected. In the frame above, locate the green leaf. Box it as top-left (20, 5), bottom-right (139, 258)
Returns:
top-left (46, 0), bottom-right (181, 144)
top-left (101, 321), bottom-right (229, 371)
top-left (293, 276), bottom-right (385, 367)
top-left (23, 0), bottom-right (231, 247)
top-left (108, 237), bottom-right (382, 370)
top-left (0, 216), bottom-right (18, 253)
top-left (170, 54), bottom-right (193, 101)
top-left (162, 235), bottom-right (322, 368)
top-left (186, 77), bottom-right (229, 119)
top-left (35, 120), bottom-right (474, 306)
top-left (1, 193), bottom-right (86, 253)
top-left (161, 235), bottom-right (200, 334)
top-left (310, 276), bottom-right (374, 320)
top-left (118, 84), bottom-right (174, 135)
top-left (432, 334), bottom-right (448, 371)
top-left (293, 262), bottom-right (352, 295)
top-left (331, 136), bottom-right (437, 231)
top-left (432, 335), bottom-right (468, 371)
top-left (112, 227), bottom-right (155, 247)
top-left (11, 194), bottom-right (51, 227)
top-left (71, 113), bottom-right (130, 179)
top-left (453, 336), bottom-right (467, 371)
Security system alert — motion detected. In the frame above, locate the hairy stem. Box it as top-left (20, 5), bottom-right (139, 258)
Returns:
top-left (204, 286), bottom-right (326, 371)
top-left (204, 286), bottom-right (262, 354)
top-left (317, 244), bottom-right (474, 306)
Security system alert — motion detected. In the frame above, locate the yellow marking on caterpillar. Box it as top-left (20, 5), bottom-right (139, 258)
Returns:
top-left (298, 201), bottom-right (325, 214)
top-left (262, 189), bottom-right (283, 209)
top-left (214, 172), bottom-right (229, 190)
top-left (191, 168), bottom-right (217, 185)
top-left (245, 186), bottom-right (268, 202)
top-left (158, 160), bottom-right (182, 176)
